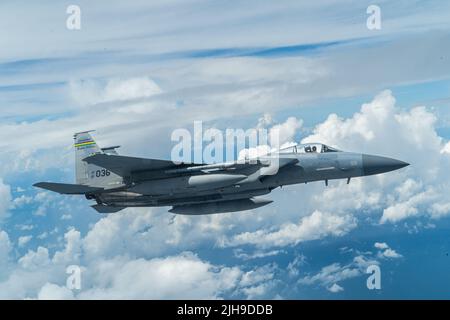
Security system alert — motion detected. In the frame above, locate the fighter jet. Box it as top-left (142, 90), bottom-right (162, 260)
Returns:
top-left (33, 131), bottom-right (409, 214)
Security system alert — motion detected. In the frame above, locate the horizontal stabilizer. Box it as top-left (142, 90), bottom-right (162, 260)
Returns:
top-left (91, 204), bottom-right (125, 214)
top-left (33, 182), bottom-right (103, 195)
top-left (83, 154), bottom-right (188, 176)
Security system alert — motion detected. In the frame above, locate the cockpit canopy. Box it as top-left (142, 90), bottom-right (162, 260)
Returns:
top-left (279, 143), bottom-right (340, 154)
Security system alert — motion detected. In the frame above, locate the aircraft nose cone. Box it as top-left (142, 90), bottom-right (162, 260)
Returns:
top-left (362, 154), bottom-right (409, 176)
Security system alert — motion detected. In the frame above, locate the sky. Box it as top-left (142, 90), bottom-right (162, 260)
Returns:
top-left (0, 0), bottom-right (450, 299)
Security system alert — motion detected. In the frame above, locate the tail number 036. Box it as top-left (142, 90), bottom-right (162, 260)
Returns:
top-left (91, 169), bottom-right (111, 178)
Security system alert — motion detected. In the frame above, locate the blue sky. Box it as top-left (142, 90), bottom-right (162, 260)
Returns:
top-left (0, 0), bottom-right (450, 299)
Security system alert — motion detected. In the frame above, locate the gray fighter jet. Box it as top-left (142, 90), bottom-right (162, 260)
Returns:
top-left (33, 131), bottom-right (409, 214)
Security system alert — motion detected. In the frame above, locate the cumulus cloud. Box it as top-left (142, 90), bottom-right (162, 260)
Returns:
top-left (0, 88), bottom-right (448, 299)
top-left (328, 283), bottom-right (344, 293)
top-left (381, 249), bottom-right (402, 259)
top-left (374, 242), bottom-right (402, 259)
top-left (38, 283), bottom-right (75, 300)
top-left (221, 211), bottom-right (356, 249)
top-left (302, 90), bottom-right (450, 224)
top-left (374, 242), bottom-right (389, 250)
top-left (0, 226), bottom-right (251, 299)
top-left (269, 117), bottom-right (302, 148)
top-left (234, 264), bottom-right (277, 299)
top-left (303, 90), bottom-right (442, 168)
top-left (78, 253), bottom-right (242, 299)
top-left (0, 230), bottom-right (11, 264)
top-left (299, 254), bottom-right (378, 291)
top-left (0, 180), bottom-right (12, 221)
top-left (237, 116), bottom-right (302, 160)
top-left (381, 188), bottom-right (436, 224)
top-left (19, 247), bottom-right (50, 270)
top-left (52, 228), bottom-right (81, 264)
top-left (18, 236), bottom-right (32, 248)
top-left (82, 206), bottom-right (262, 260)
top-left (12, 195), bottom-right (33, 208)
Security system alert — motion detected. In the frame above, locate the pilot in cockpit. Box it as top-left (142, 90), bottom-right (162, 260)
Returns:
top-left (278, 143), bottom-right (340, 154)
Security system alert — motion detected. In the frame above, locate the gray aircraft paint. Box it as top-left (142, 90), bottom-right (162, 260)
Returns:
top-left (34, 133), bottom-right (409, 214)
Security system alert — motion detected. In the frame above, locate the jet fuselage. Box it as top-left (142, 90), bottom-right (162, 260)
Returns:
top-left (34, 133), bottom-right (409, 215)
top-left (93, 149), bottom-right (408, 212)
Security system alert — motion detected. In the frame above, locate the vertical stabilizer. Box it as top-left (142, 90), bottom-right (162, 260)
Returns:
top-left (74, 131), bottom-right (123, 188)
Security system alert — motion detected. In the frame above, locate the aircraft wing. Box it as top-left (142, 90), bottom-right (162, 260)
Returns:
top-left (83, 154), bottom-right (265, 176)
top-left (83, 153), bottom-right (294, 177)
top-left (33, 182), bottom-right (104, 194)
top-left (83, 154), bottom-right (194, 176)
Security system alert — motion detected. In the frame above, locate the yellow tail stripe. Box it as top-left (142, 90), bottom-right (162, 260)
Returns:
top-left (75, 141), bottom-right (96, 147)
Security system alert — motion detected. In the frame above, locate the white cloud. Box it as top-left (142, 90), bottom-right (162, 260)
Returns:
top-left (16, 224), bottom-right (34, 231)
top-left (299, 262), bottom-right (359, 287)
top-left (240, 265), bottom-right (275, 287)
top-left (269, 117), bottom-right (302, 147)
top-left (69, 77), bottom-right (162, 107)
top-left (221, 211), bottom-right (356, 249)
top-left (287, 254), bottom-right (306, 278)
top-left (240, 283), bottom-right (272, 300)
top-left (52, 228), bottom-right (81, 264)
top-left (13, 195), bottom-right (33, 208)
top-left (82, 207), bottom-right (253, 260)
top-left (299, 254), bottom-right (378, 291)
top-left (60, 214), bottom-right (72, 221)
top-left (381, 188), bottom-right (437, 224)
top-left (233, 249), bottom-right (283, 260)
top-left (0, 230), bottom-right (11, 263)
top-left (0, 180), bottom-right (12, 221)
top-left (374, 242), bottom-right (402, 259)
top-left (78, 253), bottom-right (242, 299)
top-left (237, 264), bottom-right (276, 299)
top-left (238, 145), bottom-right (272, 160)
top-left (37, 232), bottom-right (48, 240)
top-left (18, 235), bottom-right (33, 248)
top-left (381, 248), bottom-right (402, 259)
top-left (430, 202), bottom-right (450, 219)
top-left (328, 283), bottom-right (344, 293)
top-left (440, 141), bottom-right (450, 154)
top-left (303, 90), bottom-right (396, 145)
top-left (237, 116), bottom-right (302, 160)
top-left (0, 89), bottom-right (445, 299)
top-left (38, 283), bottom-right (74, 300)
top-left (300, 89), bottom-right (450, 225)
top-left (302, 90), bottom-right (443, 173)
top-left (374, 242), bottom-right (389, 250)
top-left (19, 247), bottom-right (50, 270)
top-left (395, 179), bottom-right (422, 200)
top-left (0, 226), bottom-right (249, 299)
